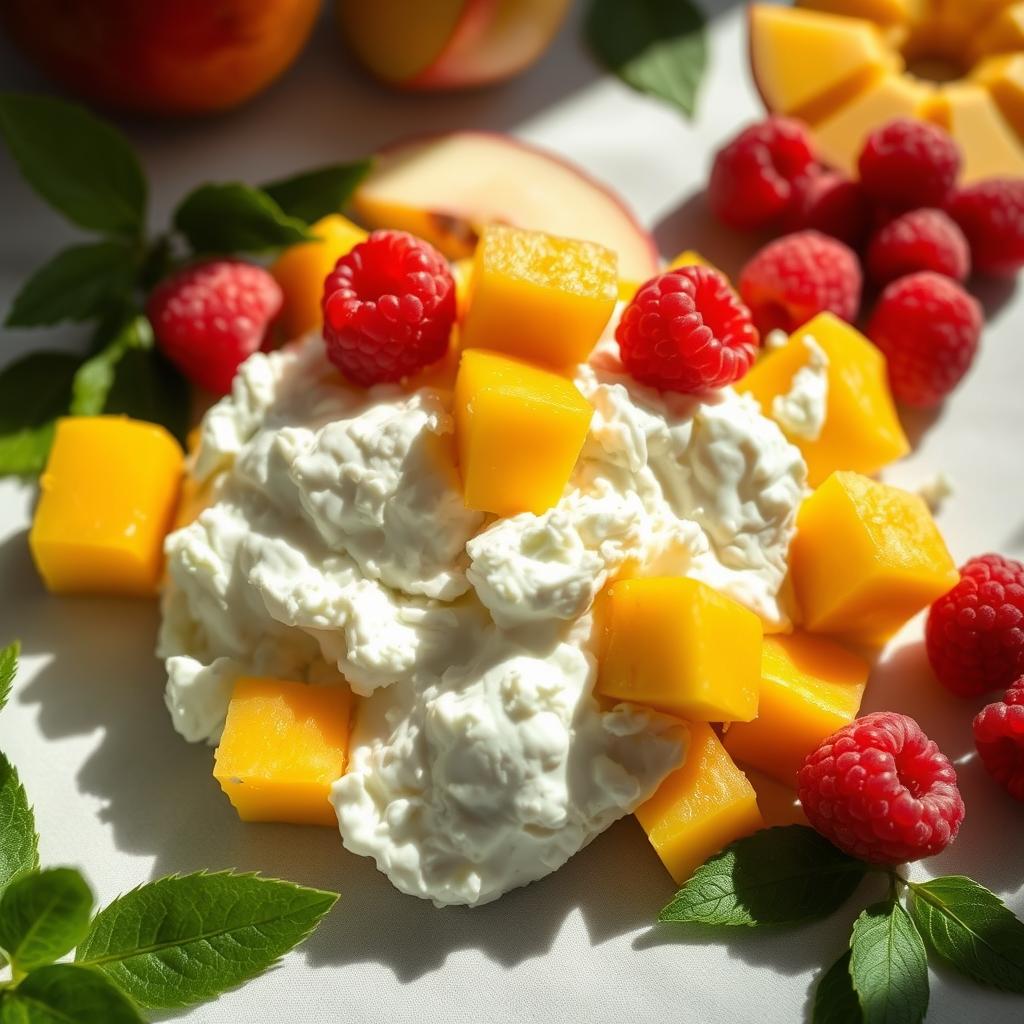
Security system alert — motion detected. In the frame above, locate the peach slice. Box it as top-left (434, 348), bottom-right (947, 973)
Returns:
top-left (351, 132), bottom-right (659, 284)
top-left (336, 0), bottom-right (572, 90)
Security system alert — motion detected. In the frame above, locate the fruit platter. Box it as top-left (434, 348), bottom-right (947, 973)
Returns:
top-left (1, 3), bottom-right (1024, 1023)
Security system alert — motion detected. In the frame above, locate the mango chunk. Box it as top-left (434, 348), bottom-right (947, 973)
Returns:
top-left (789, 471), bottom-right (959, 646)
top-left (973, 54), bottom-right (1024, 141)
top-left (29, 416), bottom-right (184, 596)
top-left (214, 677), bottom-right (353, 826)
top-left (636, 723), bottom-right (763, 885)
top-left (723, 632), bottom-right (869, 786)
top-left (749, 5), bottom-right (899, 124)
top-left (597, 577), bottom-right (763, 723)
top-left (796, 0), bottom-right (917, 26)
top-left (972, 4), bottom-right (1024, 60)
top-left (736, 312), bottom-right (909, 487)
top-left (460, 224), bottom-right (618, 369)
top-left (270, 214), bottom-right (367, 338)
top-left (454, 349), bottom-right (592, 516)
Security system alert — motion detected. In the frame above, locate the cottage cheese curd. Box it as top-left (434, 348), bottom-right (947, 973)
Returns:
top-left (771, 335), bottom-right (829, 442)
top-left (159, 327), bottom-right (807, 907)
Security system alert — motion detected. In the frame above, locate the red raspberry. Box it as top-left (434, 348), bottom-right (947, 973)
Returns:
top-left (615, 265), bottom-right (759, 393)
top-left (798, 712), bottom-right (964, 864)
top-left (865, 208), bottom-right (970, 286)
top-left (784, 170), bottom-right (869, 248)
top-left (926, 554), bottom-right (1024, 697)
top-left (321, 230), bottom-right (455, 386)
top-left (946, 178), bottom-right (1024, 275)
top-left (708, 117), bottom-right (817, 231)
top-left (147, 260), bottom-right (282, 395)
top-left (738, 230), bottom-right (862, 334)
top-left (858, 118), bottom-right (961, 210)
top-left (867, 271), bottom-right (982, 408)
top-left (973, 678), bottom-right (1024, 801)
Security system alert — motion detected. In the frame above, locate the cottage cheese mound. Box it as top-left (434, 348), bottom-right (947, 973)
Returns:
top-left (160, 329), bottom-right (807, 907)
top-left (771, 334), bottom-right (829, 442)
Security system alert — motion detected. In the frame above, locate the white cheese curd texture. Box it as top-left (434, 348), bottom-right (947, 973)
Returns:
top-left (160, 328), bottom-right (807, 907)
top-left (771, 334), bottom-right (829, 443)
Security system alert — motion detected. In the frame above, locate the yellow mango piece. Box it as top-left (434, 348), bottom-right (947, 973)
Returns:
top-left (270, 214), bottom-right (367, 338)
top-left (933, 0), bottom-right (1016, 33)
top-left (29, 417), bottom-right (184, 596)
top-left (796, 0), bottom-right (918, 26)
top-left (973, 54), bottom-right (1024, 141)
top-left (790, 471), bottom-right (959, 646)
top-left (723, 632), bottom-right (869, 786)
top-left (668, 249), bottom-right (708, 269)
top-left (749, 5), bottom-right (899, 124)
top-left (214, 677), bottom-right (353, 827)
top-left (926, 82), bottom-right (1024, 182)
top-left (745, 768), bottom-right (810, 828)
top-left (812, 72), bottom-right (936, 176)
top-left (597, 577), bottom-right (763, 723)
top-left (636, 723), bottom-right (763, 885)
top-left (972, 3), bottom-right (1024, 59)
top-left (454, 349), bottom-right (592, 516)
top-left (450, 256), bottom-right (474, 321)
top-left (736, 313), bottom-right (909, 487)
top-left (460, 224), bottom-right (618, 369)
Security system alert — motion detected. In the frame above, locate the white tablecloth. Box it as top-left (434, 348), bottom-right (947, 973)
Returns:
top-left (1, 4), bottom-right (1022, 1022)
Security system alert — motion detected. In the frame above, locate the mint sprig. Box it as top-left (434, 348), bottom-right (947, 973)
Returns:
top-left (657, 825), bottom-right (1024, 1023)
top-left (0, 644), bottom-right (338, 1016)
top-left (0, 641), bottom-right (17, 713)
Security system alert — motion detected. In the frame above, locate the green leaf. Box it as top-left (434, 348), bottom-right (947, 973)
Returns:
top-left (0, 351), bottom-right (79, 477)
top-left (850, 900), bottom-right (929, 1024)
top-left (0, 93), bottom-right (146, 237)
top-left (75, 871), bottom-right (338, 1009)
top-left (0, 964), bottom-right (143, 1024)
top-left (174, 183), bottom-right (314, 255)
top-left (0, 868), bottom-right (94, 971)
top-left (585, 0), bottom-right (707, 118)
top-left (0, 641), bottom-right (18, 714)
top-left (909, 875), bottom-right (1024, 993)
top-left (658, 826), bottom-right (868, 927)
top-left (6, 242), bottom-right (137, 328)
top-left (0, 753), bottom-right (38, 893)
top-left (814, 951), bottom-right (864, 1024)
top-left (263, 160), bottom-right (372, 224)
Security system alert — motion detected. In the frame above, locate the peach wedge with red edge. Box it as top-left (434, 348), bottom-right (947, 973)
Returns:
top-left (336, 0), bottom-right (572, 90)
top-left (351, 132), bottom-right (659, 284)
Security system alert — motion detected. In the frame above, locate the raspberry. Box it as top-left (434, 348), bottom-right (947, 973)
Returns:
top-left (798, 712), bottom-right (964, 864)
top-left (867, 271), bottom-right (982, 408)
top-left (946, 178), bottom-right (1024, 275)
top-left (858, 118), bottom-right (961, 210)
top-left (973, 678), bottom-right (1024, 801)
top-left (784, 169), bottom-right (869, 247)
top-left (147, 260), bottom-right (282, 396)
top-left (321, 230), bottom-right (455, 386)
top-left (708, 117), bottom-right (817, 231)
top-left (738, 230), bottom-right (862, 334)
top-left (865, 208), bottom-right (970, 286)
top-left (615, 265), bottom-right (759, 393)
top-left (926, 554), bottom-right (1024, 697)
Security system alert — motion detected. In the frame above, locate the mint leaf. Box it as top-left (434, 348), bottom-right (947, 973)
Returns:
top-left (0, 641), bottom-right (17, 713)
top-left (585, 0), bottom-right (707, 118)
top-left (70, 314), bottom-right (152, 415)
top-left (0, 753), bottom-right (38, 893)
top-left (6, 242), bottom-right (137, 328)
top-left (174, 183), bottom-right (313, 255)
top-left (658, 825), bottom-right (867, 927)
top-left (0, 93), bottom-right (146, 237)
top-left (0, 868), bottom-right (93, 971)
top-left (264, 160), bottom-right (372, 224)
top-left (75, 871), bottom-right (338, 1009)
top-left (814, 951), bottom-right (863, 1024)
top-left (909, 875), bottom-right (1024, 993)
top-left (0, 964), bottom-right (143, 1023)
top-left (0, 351), bottom-right (80, 477)
top-left (850, 900), bottom-right (929, 1024)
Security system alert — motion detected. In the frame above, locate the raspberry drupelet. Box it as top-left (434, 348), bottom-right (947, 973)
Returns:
top-left (974, 677), bottom-right (1024, 801)
top-left (858, 118), bottom-right (961, 210)
top-left (865, 208), bottom-right (971, 286)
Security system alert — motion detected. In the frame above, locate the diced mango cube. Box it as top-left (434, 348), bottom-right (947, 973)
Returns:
top-left (723, 632), bottom-right (869, 785)
top-left (460, 224), bottom-right (617, 369)
top-left (454, 349), bottom-right (592, 516)
top-left (973, 54), bottom-right (1024, 141)
top-left (972, 4), bottom-right (1024, 61)
top-left (214, 677), bottom-right (353, 826)
top-left (789, 471), bottom-right (959, 646)
top-left (745, 768), bottom-right (810, 828)
top-left (270, 214), bottom-right (367, 338)
top-left (636, 723), bottom-right (763, 885)
top-left (736, 312), bottom-right (909, 487)
top-left (450, 256), bottom-right (474, 320)
top-left (597, 577), bottom-right (763, 723)
top-left (796, 0), bottom-right (916, 27)
top-left (29, 416), bottom-right (184, 596)
top-left (668, 249), bottom-right (709, 270)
